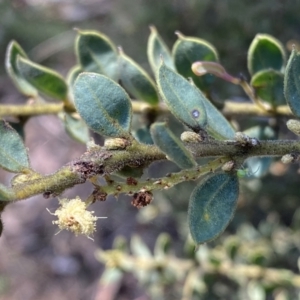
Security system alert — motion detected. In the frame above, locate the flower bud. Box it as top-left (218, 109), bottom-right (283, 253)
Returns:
top-left (48, 197), bottom-right (106, 239)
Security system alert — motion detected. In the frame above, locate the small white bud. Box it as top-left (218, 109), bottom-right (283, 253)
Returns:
top-left (180, 131), bottom-right (202, 143)
top-left (287, 119), bottom-right (300, 136)
top-left (222, 161), bottom-right (235, 172)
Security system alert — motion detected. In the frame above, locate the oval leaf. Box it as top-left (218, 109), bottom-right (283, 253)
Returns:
top-left (198, 88), bottom-right (235, 139)
top-left (67, 65), bottom-right (82, 87)
top-left (172, 32), bottom-right (218, 91)
top-left (248, 34), bottom-right (286, 75)
top-left (5, 41), bottom-right (38, 97)
top-left (64, 113), bottom-right (90, 144)
top-left (150, 122), bottom-right (196, 169)
top-left (73, 72), bottom-right (132, 137)
top-left (118, 49), bottom-right (159, 106)
top-left (251, 69), bottom-right (285, 108)
top-left (157, 62), bottom-right (207, 132)
top-left (284, 49), bottom-right (300, 118)
top-left (0, 120), bottom-right (30, 173)
top-left (147, 26), bottom-right (174, 73)
top-left (75, 30), bottom-right (118, 80)
top-left (17, 56), bottom-right (68, 101)
top-left (188, 173), bottom-right (239, 244)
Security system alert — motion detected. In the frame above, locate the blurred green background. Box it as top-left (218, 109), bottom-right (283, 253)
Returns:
top-left (1, 0), bottom-right (300, 299)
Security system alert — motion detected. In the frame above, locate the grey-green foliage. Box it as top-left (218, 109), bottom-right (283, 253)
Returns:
top-left (0, 120), bottom-right (31, 173)
top-left (188, 173), bottom-right (239, 245)
top-left (4, 28), bottom-right (300, 247)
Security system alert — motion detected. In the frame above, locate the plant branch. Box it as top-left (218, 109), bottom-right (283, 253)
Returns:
top-left (92, 157), bottom-right (229, 197)
top-left (222, 101), bottom-right (293, 117)
top-left (4, 138), bottom-right (300, 202)
top-left (97, 249), bottom-right (300, 288)
top-left (0, 101), bottom-right (292, 119)
top-left (0, 103), bottom-right (65, 117)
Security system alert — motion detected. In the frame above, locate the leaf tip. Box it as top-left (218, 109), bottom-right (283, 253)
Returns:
top-left (149, 25), bottom-right (157, 33)
top-left (175, 31), bottom-right (185, 39)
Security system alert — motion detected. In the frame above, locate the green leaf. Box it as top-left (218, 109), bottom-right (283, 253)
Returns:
top-left (75, 30), bottom-right (118, 80)
top-left (188, 173), bottom-right (239, 244)
top-left (0, 120), bottom-right (30, 173)
top-left (284, 49), bottom-right (300, 118)
top-left (5, 41), bottom-right (38, 97)
top-left (0, 185), bottom-right (13, 202)
top-left (67, 65), bottom-right (82, 87)
top-left (73, 72), bottom-right (132, 137)
top-left (147, 26), bottom-right (175, 73)
top-left (64, 113), bottom-right (90, 144)
top-left (133, 126), bottom-right (153, 144)
top-left (247, 34), bottom-right (286, 75)
top-left (150, 122), bottom-right (197, 169)
top-left (131, 235), bottom-right (152, 258)
top-left (251, 69), bottom-right (285, 108)
top-left (157, 62), bottom-right (207, 132)
top-left (154, 233), bottom-right (171, 258)
top-left (172, 32), bottom-right (218, 91)
top-left (118, 49), bottom-right (159, 106)
top-left (199, 90), bottom-right (235, 139)
top-left (17, 56), bottom-right (68, 101)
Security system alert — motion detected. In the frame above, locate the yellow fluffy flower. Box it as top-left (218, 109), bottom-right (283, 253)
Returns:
top-left (48, 197), bottom-right (106, 239)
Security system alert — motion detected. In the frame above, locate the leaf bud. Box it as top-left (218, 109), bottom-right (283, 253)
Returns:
top-left (104, 138), bottom-right (130, 150)
top-left (180, 131), bottom-right (203, 143)
top-left (287, 119), bottom-right (300, 136)
top-left (281, 153), bottom-right (299, 164)
top-left (222, 160), bottom-right (235, 172)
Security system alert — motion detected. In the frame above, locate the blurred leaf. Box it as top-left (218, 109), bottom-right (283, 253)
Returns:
top-left (157, 62), bottom-right (207, 132)
top-left (118, 49), bottom-right (159, 106)
top-left (75, 30), bottom-right (118, 80)
top-left (172, 32), bottom-right (218, 91)
top-left (284, 49), bottom-right (300, 118)
top-left (248, 34), bottom-right (286, 75)
top-left (243, 125), bottom-right (276, 140)
top-left (188, 173), bottom-right (239, 244)
top-left (17, 56), bottom-right (68, 101)
top-left (73, 72), bottom-right (132, 137)
top-left (0, 185), bottom-right (13, 202)
top-left (67, 65), bottom-right (82, 87)
top-left (131, 235), bottom-right (152, 258)
top-left (133, 126), bottom-right (153, 144)
top-left (243, 125), bottom-right (275, 178)
top-left (0, 120), bottom-right (30, 173)
top-left (150, 122), bottom-right (197, 169)
top-left (100, 267), bottom-right (123, 285)
top-left (5, 41), bottom-right (38, 97)
top-left (64, 113), bottom-right (90, 144)
top-left (147, 26), bottom-right (174, 73)
top-left (245, 157), bottom-right (272, 178)
top-left (247, 280), bottom-right (266, 300)
top-left (251, 69), bottom-right (285, 108)
top-left (154, 233), bottom-right (171, 258)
